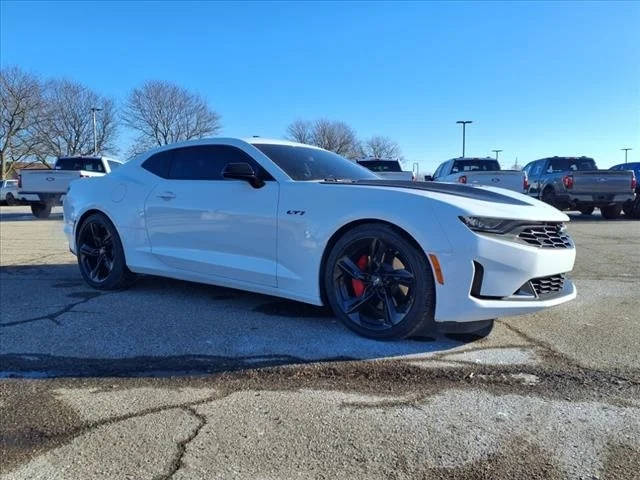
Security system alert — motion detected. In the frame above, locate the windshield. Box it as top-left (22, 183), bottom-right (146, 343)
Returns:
top-left (253, 144), bottom-right (378, 181)
top-left (451, 159), bottom-right (501, 173)
top-left (55, 157), bottom-right (105, 172)
top-left (357, 160), bottom-right (402, 172)
top-left (547, 157), bottom-right (596, 172)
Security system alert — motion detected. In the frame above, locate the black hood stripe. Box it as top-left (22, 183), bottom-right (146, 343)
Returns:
top-left (321, 180), bottom-right (531, 206)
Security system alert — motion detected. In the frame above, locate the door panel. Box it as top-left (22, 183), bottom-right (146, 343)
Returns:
top-left (144, 179), bottom-right (279, 287)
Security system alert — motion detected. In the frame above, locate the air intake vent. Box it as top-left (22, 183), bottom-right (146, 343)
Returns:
top-left (530, 274), bottom-right (565, 297)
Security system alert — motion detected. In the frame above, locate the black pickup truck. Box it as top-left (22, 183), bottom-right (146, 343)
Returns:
top-left (523, 156), bottom-right (636, 219)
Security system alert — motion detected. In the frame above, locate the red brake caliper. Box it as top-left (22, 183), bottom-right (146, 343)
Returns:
top-left (352, 255), bottom-right (369, 297)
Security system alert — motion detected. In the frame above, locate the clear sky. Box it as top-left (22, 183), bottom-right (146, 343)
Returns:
top-left (1, 1), bottom-right (639, 172)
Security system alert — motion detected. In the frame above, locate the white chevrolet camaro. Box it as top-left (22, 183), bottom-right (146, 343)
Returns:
top-left (63, 138), bottom-right (577, 339)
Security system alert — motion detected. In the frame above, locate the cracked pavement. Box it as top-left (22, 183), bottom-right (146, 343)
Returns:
top-left (1, 205), bottom-right (639, 479)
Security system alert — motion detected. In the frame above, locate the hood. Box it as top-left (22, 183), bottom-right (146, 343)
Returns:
top-left (321, 179), bottom-right (569, 222)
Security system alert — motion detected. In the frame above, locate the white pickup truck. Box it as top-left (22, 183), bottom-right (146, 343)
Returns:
top-left (432, 157), bottom-right (528, 193)
top-left (356, 159), bottom-right (415, 181)
top-left (19, 156), bottom-right (122, 218)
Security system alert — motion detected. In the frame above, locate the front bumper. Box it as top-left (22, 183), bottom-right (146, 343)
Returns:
top-left (432, 231), bottom-right (576, 323)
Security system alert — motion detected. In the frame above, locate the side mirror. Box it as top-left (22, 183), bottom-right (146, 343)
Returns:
top-left (222, 162), bottom-right (265, 188)
top-left (423, 175), bottom-right (433, 182)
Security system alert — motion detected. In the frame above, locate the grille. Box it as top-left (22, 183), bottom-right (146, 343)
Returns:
top-left (517, 224), bottom-right (572, 248)
top-left (530, 274), bottom-right (565, 297)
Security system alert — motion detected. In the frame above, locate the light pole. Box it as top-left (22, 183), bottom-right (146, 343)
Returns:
top-left (492, 149), bottom-right (502, 161)
top-left (621, 148), bottom-right (632, 164)
top-left (91, 107), bottom-right (103, 156)
top-left (456, 120), bottom-right (472, 157)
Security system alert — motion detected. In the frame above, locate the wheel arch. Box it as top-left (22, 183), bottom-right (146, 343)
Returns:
top-left (318, 218), bottom-right (430, 306)
top-left (75, 208), bottom-right (128, 263)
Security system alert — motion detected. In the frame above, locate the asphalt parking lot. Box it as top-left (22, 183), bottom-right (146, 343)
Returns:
top-left (1, 205), bottom-right (639, 480)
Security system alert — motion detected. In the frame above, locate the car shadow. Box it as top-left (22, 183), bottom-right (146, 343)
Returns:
top-left (0, 263), bottom-right (480, 379)
top-left (0, 209), bottom-right (63, 222)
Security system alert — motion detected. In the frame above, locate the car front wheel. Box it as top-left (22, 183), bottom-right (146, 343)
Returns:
top-left (324, 223), bottom-right (436, 339)
top-left (76, 213), bottom-right (135, 290)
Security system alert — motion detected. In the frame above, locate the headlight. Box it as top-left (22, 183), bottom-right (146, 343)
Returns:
top-left (458, 216), bottom-right (520, 234)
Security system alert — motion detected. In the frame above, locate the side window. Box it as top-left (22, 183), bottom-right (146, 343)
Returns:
top-left (169, 145), bottom-right (273, 181)
top-left (170, 146), bottom-right (224, 180)
top-left (142, 150), bottom-right (172, 178)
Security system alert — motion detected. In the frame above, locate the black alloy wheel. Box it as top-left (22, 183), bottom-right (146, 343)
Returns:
top-left (78, 220), bottom-right (115, 284)
top-left (77, 213), bottom-right (135, 290)
top-left (325, 224), bottom-right (435, 339)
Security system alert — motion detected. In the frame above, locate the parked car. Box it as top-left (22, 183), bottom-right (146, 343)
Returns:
top-left (609, 162), bottom-right (640, 219)
top-left (432, 157), bottom-right (528, 193)
top-left (63, 137), bottom-right (576, 340)
top-left (0, 179), bottom-right (38, 205)
top-left (522, 156), bottom-right (636, 219)
top-left (19, 156), bottom-right (122, 218)
top-left (356, 159), bottom-right (414, 181)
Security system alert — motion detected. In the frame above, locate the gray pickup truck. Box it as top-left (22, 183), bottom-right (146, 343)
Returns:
top-left (523, 156), bottom-right (636, 219)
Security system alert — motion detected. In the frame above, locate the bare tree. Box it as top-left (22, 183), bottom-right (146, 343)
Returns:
top-left (285, 118), bottom-right (361, 159)
top-left (0, 67), bottom-right (45, 179)
top-left (285, 119), bottom-right (313, 145)
top-left (35, 79), bottom-right (118, 158)
top-left (122, 80), bottom-right (221, 155)
top-left (361, 135), bottom-right (402, 161)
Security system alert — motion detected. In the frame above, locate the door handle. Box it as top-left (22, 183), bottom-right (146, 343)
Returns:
top-left (157, 191), bottom-right (176, 200)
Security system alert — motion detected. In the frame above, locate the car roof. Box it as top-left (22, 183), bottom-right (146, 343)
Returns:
top-left (358, 158), bottom-right (400, 162)
top-left (57, 156), bottom-right (122, 163)
top-left (611, 162), bottom-right (640, 168)
top-left (242, 137), bottom-right (322, 149)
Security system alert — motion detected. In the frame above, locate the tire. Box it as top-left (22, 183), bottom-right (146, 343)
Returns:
top-left (31, 202), bottom-right (52, 219)
top-left (472, 319), bottom-right (494, 337)
top-left (76, 213), bottom-right (135, 290)
top-left (627, 199), bottom-right (640, 219)
top-left (622, 203), bottom-right (633, 217)
top-left (600, 205), bottom-right (622, 220)
top-left (579, 206), bottom-right (594, 215)
top-left (323, 223), bottom-right (435, 340)
top-left (541, 188), bottom-right (557, 208)
top-left (5, 193), bottom-right (16, 206)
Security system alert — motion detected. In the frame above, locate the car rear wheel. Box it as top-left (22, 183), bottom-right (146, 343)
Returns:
top-left (579, 206), bottom-right (594, 215)
top-left (541, 188), bottom-right (557, 208)
top-left (600, 205), bottom-right (622, 220)
top-left (76, 213), bottom-right (135, 290)
top-left (323, 223), bottom-right (435, 339)
top-left (31, 202), bottom-right (52, 218)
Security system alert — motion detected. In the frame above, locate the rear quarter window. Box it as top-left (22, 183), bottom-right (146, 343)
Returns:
top-left (142, 150), bottom-right (172, 178)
